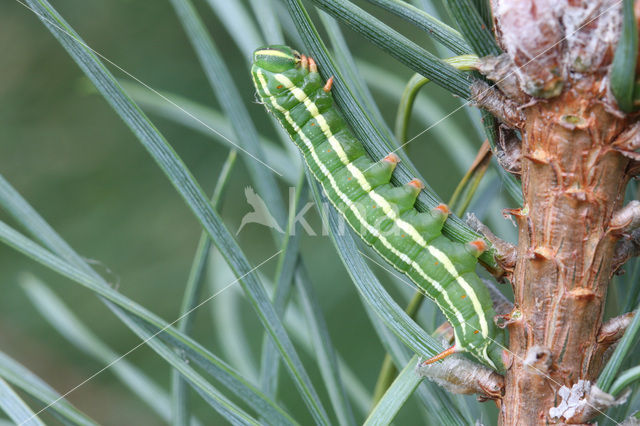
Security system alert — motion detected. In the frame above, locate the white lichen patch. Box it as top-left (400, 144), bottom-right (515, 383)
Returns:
top-left (549, 380), bottom-right (591, 420)
top-left (549, 380), bottom-right (628, 423)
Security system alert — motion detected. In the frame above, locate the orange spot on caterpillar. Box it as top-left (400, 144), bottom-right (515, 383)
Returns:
top-left (461, 294), bottom-right (467, 299)
top-left (434, 261), bottom-right (439, 265)
top-left (327, 149), bottom-right (331, 153)
top-left (311, 122), bottom-right (315, 126)
top-left (372, 205), bottom-right (377, 208)
top-left (474, 330), bottom-right (479, 334)
top-left (347, 177), bottom-right (352, 181)
top-left (401, 234), bottom-right (405, 238)
top-left (323, 76), bottom-right (334, 92)
top-left (276, 85), bottom-right (283, 89)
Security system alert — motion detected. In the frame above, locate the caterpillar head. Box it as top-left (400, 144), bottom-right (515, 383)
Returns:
top-left (253, 45), bottom-right (300, 73)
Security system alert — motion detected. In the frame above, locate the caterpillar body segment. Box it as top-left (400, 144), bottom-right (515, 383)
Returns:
top-left (251, 45), bottom-right (505, 371)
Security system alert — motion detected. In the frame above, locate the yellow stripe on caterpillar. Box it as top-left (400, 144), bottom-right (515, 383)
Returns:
top-left (274, 71), bottom-right (489, 338)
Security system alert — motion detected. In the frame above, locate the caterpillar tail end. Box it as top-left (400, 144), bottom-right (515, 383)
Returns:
top-left (421, 345), bottom-right (457, 366)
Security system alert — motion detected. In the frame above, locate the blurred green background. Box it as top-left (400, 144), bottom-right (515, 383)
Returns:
top-left (0, 0), bottom-right (517, 424)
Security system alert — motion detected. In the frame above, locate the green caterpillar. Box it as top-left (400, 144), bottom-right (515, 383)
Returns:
top-left (251, 45), bottom-right (505, 371)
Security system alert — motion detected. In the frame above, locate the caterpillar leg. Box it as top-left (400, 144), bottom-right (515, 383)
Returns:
top-left (383, 153), bottom-right (400, 164)
top-left (467, 239), bottom-right (488, 257)
top-left (299, 54), bottom-right (319, 73)
top-left (308, 56), bottom-right (318, 72)
top-left (421, 345), bottom-right (457, 366)
top-left (435, 203), bottom-right (449, 213)
top-left (323, 76), bottom-right (334, 92)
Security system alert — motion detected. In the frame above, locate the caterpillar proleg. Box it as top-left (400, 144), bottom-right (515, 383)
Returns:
top-left (251, 45), bottom-right (505, 371)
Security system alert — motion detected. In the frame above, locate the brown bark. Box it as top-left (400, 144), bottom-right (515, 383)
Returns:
top-left (431, 1), bottom-right (640, 421)
top-left (500, 76), bottom-right (631, 424)
top-left (475, 1), bottom-right (640, 423)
